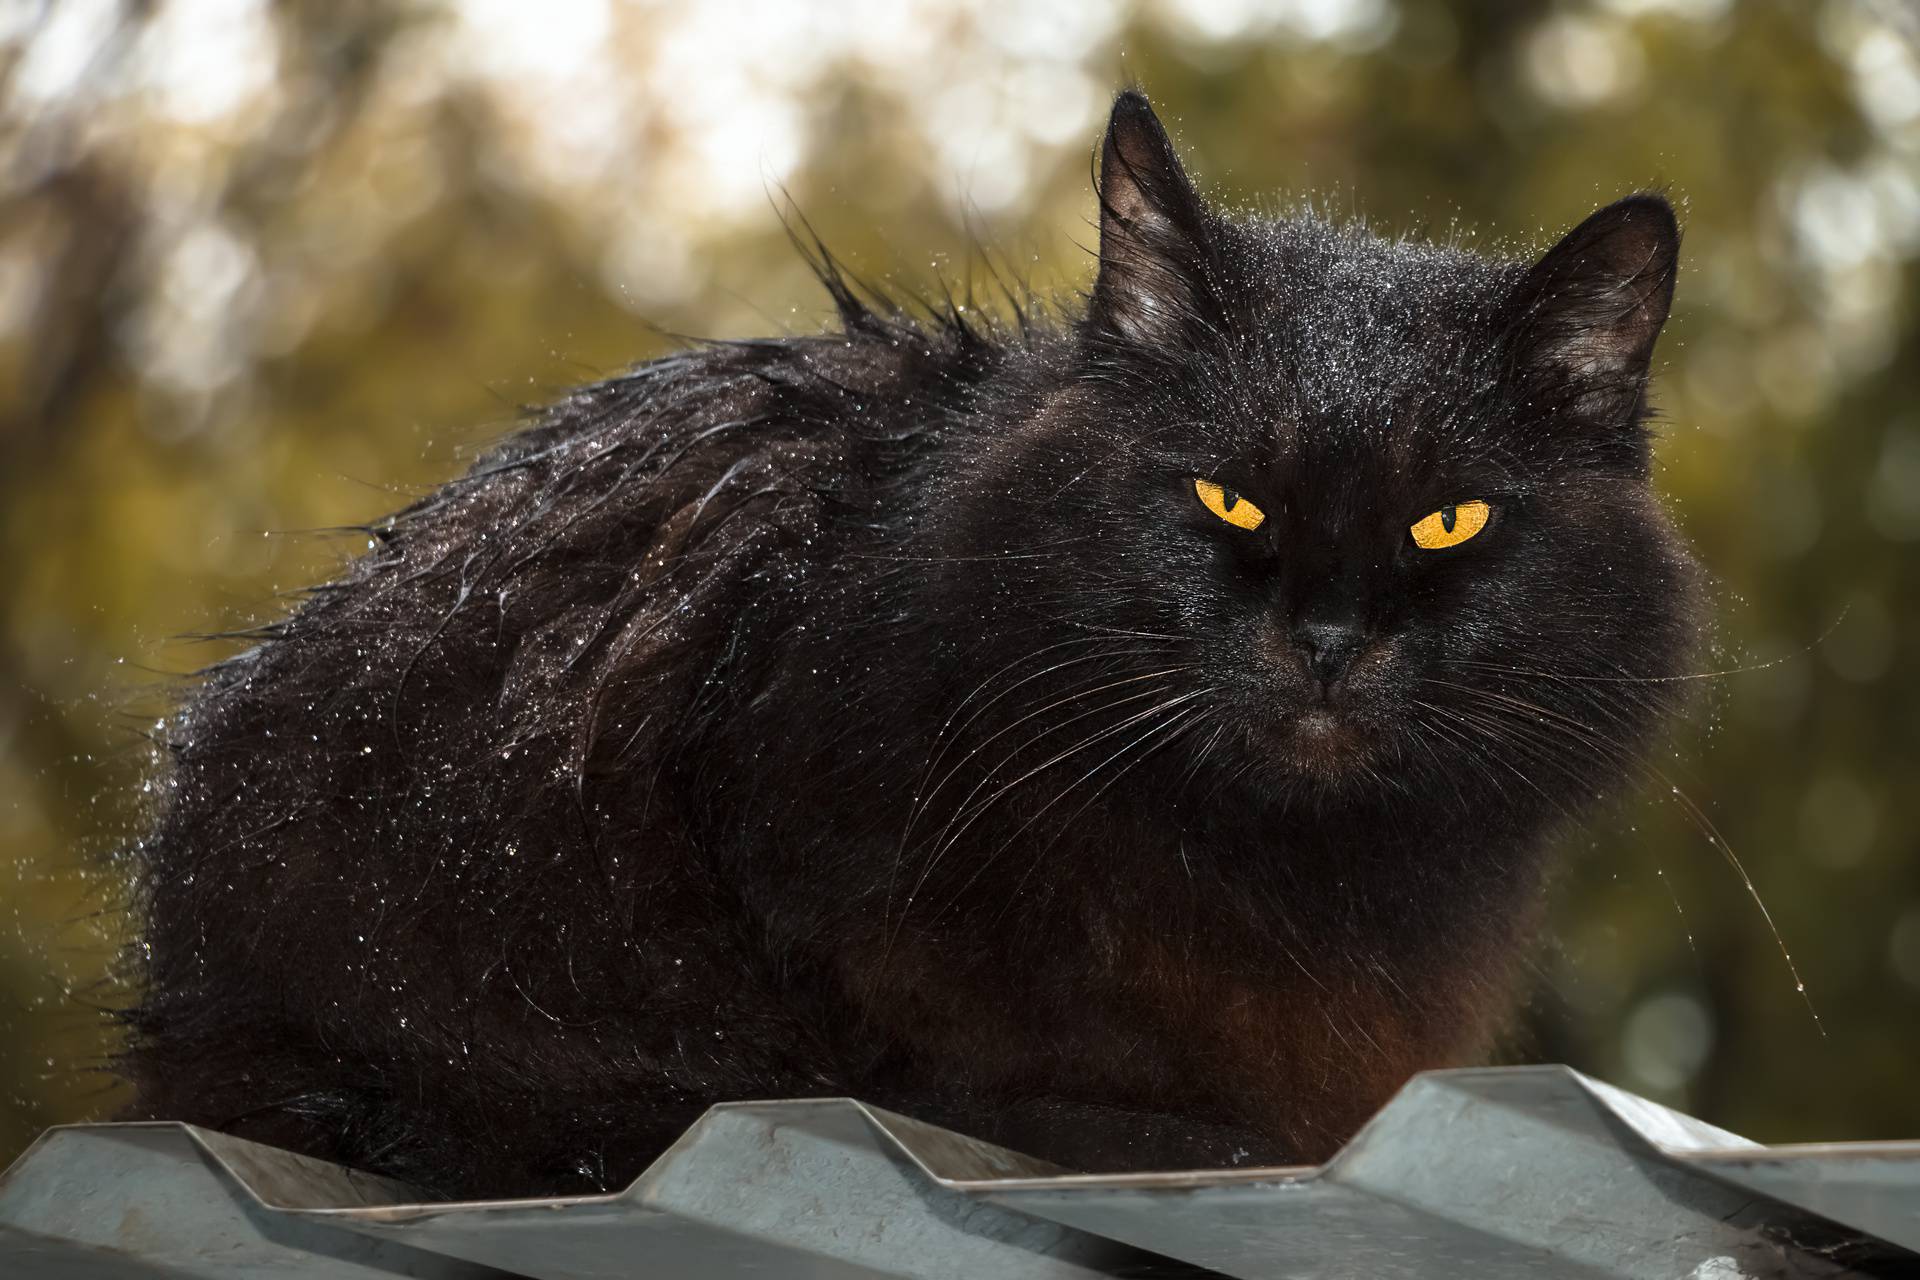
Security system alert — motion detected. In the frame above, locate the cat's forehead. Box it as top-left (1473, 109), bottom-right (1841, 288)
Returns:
top-left (1186, 219), bottom-right (1530, 479)
top-left (1240, 218), bottom-right (1515, 368)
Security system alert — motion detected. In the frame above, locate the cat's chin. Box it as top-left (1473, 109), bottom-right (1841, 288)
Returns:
top-left (1270, 706), bottom-right (1379, 782)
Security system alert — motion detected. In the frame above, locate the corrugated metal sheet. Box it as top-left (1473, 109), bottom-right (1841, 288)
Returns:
top-left (2, 1065), bottom-right (1915, 1278)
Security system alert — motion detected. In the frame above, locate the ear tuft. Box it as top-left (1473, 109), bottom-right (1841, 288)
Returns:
top-left (1088, 91), bottom-right (1212, 347)
top-left (1510, 195), bottom-right (1680, 413)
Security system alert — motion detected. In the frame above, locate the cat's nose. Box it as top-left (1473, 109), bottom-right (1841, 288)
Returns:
top-left (1292, 618), bottom-right (1367, 686)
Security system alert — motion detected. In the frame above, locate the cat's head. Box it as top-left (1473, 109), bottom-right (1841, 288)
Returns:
top-left (938, 91), bottom-right (1703, 808)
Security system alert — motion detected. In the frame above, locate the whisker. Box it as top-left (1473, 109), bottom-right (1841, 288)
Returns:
top-left (962, 696), bottom-right (1216, 927)
top-left (898, 643), bottom-right (1179, 849)
top-left (900, 684), bottom-right (1201, 923)
top-left (1423, 681), bottom-right (1822, 1033)
top-left (908, 665), bottom-right (1197, 857)
top-left (1439, 607), bottom-right (1847, 686)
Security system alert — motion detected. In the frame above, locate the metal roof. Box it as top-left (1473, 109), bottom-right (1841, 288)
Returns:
top-left (2, 1065), bottom-right (1916, 1278)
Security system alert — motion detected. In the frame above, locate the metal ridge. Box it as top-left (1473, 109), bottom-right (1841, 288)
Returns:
top-left (3, 1065), bottom-right (1916, 1278)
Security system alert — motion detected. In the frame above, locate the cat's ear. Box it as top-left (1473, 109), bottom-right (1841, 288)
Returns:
top-left (1509, 194), bottom-right (1679, 415)
top-left (1088, 90), bottom-right (1213, 347)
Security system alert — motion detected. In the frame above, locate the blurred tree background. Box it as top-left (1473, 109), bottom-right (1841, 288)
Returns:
top-left (1, 0), bottom-right (1916, 1170)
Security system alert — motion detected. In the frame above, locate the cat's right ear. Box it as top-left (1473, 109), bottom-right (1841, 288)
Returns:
top-left (1088, 91), bottom-right (1213, 347)
top-left (1507, 194), bottom-right (1680, 419)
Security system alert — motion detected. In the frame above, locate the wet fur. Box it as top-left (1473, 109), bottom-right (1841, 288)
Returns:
top-left (119, 93), bottom-right (1702, 1198)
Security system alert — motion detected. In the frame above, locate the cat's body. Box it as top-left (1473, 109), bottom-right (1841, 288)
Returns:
top-left (119, 93), bottom-right (1702, 1198)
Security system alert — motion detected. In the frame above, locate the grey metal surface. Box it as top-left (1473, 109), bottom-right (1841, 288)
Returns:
top-left (3, 1066), bottom-right (1916, 1279)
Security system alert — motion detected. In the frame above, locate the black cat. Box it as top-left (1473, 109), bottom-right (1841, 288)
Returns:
top-left (118, 91), bottom-right (1702, 1198)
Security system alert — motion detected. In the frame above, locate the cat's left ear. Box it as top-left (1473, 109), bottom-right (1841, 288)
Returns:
top-left (1088, 90), bottom-right (1214, 347)
top-left (1509, 194), bottom-right (1679, 415)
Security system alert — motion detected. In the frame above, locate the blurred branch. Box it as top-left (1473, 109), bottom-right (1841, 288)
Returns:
top-left (0, 0), bottom-right (149, 461)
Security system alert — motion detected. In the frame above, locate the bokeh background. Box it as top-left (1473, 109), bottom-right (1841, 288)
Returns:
top-left (2, 0), bottom-right (1917, 1170)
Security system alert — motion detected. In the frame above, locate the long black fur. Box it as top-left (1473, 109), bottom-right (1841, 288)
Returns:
top-left (118, 92), bottom-right (1702, 1199)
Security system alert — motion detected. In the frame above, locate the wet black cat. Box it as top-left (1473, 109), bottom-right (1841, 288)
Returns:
top-left (119, 91), bottom-right (1701, 1198)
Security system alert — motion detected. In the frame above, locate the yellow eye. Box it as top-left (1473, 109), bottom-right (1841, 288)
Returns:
top-left (1410, 500), bottom-right (1491, 550)
top-left (1193, 478), bottom-right (1266, 531)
